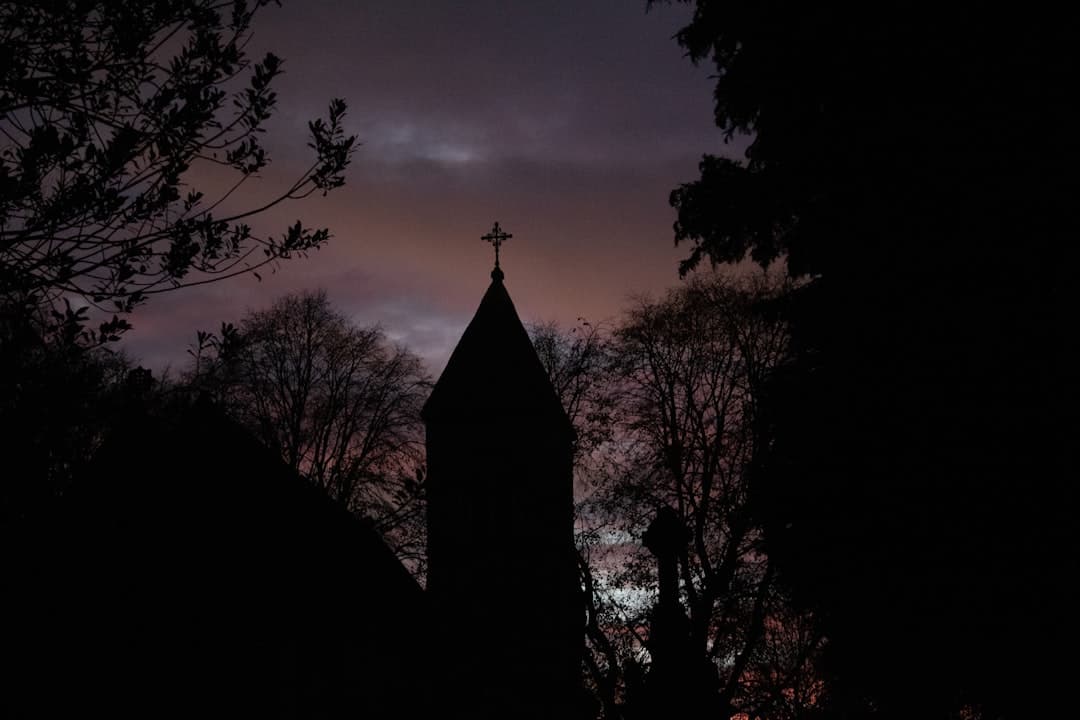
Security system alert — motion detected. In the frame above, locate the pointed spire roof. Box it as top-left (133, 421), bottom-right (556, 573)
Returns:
top-left (422, 269), bottom-right (573, 436)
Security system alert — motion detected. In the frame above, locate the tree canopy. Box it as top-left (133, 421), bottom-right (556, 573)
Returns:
top-left (0, 0), bottom-right (355, 340)
top-left (660, 3), bottom-right (1074, 718)
top-left (0, 297), bottom-right (141, 528)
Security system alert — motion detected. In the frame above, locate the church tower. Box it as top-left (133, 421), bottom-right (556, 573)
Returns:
top-left (422, 223), bottom-right (583, 719)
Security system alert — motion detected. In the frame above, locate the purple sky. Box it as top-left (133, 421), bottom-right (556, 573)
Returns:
top-left (121, 0), bottom-right (740, 375)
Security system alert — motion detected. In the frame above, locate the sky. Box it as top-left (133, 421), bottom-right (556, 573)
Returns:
top-left (121, 0), bottom-right (739, 376)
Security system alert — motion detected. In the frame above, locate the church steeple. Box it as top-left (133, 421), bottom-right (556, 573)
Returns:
top-left (421, 256), bottom-right (573, 434)
top-left (423, 224), bottom-right (582, 719)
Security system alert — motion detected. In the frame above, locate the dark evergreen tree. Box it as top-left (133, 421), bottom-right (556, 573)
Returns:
top-left (656, 3), bottom-right (1075, 717)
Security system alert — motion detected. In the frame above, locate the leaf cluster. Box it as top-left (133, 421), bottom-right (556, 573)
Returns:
top-left (0, 0), bottom-right (356, 330)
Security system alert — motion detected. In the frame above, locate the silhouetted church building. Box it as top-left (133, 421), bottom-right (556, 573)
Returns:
top-left (424, 247), bottom-right (583, 719)
top-left (5, 227), bottom-right (583, 718)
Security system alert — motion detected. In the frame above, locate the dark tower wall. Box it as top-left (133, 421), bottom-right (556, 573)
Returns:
top-left (423, 272), bottom-right (582, 719)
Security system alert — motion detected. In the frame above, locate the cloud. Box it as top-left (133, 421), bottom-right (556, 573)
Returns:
top-left (117, 0), bottom-right (734, 375)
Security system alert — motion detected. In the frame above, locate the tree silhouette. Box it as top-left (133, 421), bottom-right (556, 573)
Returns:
top-left (530, 319), bottom-right (618, 464)
top-left (529, 319), bottom-right (623, 719)
top-left (658, 3), bottom-right (1074, 717)
top-left (547, 273), bottom-right (822, 719)
top-left (0, 297), bottom-right (138, 528)
top-left (0, 0), bottom-right (356, 339)
top-left (189, 289), bottom-right (431, 576)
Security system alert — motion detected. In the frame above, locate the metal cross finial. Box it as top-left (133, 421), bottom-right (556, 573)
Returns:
top-left (481, 221), bottom-right (512, 271)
